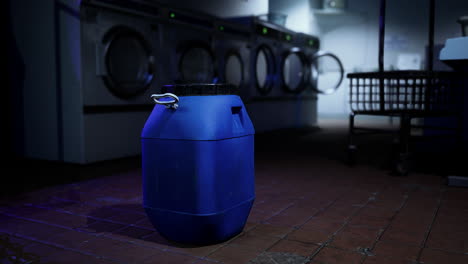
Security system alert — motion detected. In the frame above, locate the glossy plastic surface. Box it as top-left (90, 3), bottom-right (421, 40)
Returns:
top-left (141, 94), bottom-right (255, 244)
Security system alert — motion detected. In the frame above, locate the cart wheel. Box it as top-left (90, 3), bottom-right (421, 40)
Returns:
top-left (347, 145), bottom-right (357, 167)
top-left (393, 153), bottom-right (410, 176)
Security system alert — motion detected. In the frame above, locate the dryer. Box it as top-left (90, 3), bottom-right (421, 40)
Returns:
top-left (228, 16), bottom-right (311, 132)
top-left (278, 31), bottom-right (310, 96)
top-left (158, 7), bottom-right (217, 85)
top-left (295, 33), bottom-right (345, 127)
top-left (81, 0), bottom-right (161, 107)
top-left (212, 19), bottom-right (251, 101)
top-left (296, 33), bottom-right (344, 96)
top-left (294, 33), bottom-right (320, 94)
top-left (228, 16), bottom-right (280, 99)
top-left (271, 31), bottom-right (318, 128)
top-left (9, 0), bottom-right (163, 164)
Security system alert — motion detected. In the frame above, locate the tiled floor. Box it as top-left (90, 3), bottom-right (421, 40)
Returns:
top-left (1, 123), bottom-right (468, 264)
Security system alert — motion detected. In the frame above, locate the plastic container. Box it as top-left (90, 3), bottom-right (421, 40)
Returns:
top-left (141, 84), bottom-right (255, 244)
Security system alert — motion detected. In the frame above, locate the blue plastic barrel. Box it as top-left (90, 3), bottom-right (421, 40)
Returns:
top-left (141, 84), bottom-right (255, 244)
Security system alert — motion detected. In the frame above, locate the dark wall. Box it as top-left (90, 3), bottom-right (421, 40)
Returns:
top-left (5, 0), bottom-right (26, 163)
top-left (4, 0), bottom-right (12, 162)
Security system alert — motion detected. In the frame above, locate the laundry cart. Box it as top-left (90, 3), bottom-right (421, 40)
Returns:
top-left (347, 0), bottom-right (467, 175)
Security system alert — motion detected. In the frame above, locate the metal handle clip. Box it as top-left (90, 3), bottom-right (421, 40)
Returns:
top-left (151, 93), bottom-right (179, 109)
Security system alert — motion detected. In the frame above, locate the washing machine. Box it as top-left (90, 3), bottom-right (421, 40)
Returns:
top-left (9, 0), bottom-right (163, 164)
top-left (294, 33), bottom-right (320, 94)
top-left (158, 7), bottom-right (217, 85)
top-left (228, 16), bottom-right (280, 99)
top-left (228, 16), bottom-right (312, 132)
top-left (81, 0), bottom-right (161, 107)
top-left (290, 33), bottom-right (321, 128)
top-left (212, 19), bottom-right (251, 100)
top-left (278, 31), bottom-right (310, 96)
top-left (296, 32), bottom-right (344, 96)
top-left (294, 33), bottom-right (345, 127)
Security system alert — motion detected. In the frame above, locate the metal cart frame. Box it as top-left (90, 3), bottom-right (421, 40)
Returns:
top-left (347, 0), bottom-right (466, 175)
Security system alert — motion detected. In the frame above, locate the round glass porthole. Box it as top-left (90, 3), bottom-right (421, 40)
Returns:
top-left (104, 27), bottom-right (154, 98)
top-left (255, 46), bottom-right (275, 95)
top-left (180, 46), bottom-right (215, 83)
top-left (311, 52), bottom-right (344, 95)
top-left (282, 52), bottom-right (307, 93)
top-left (225, 53), bottom-right (243, 87)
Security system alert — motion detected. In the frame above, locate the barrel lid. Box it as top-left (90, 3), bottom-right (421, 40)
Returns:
top-left (162, 83), bottom-right (239, 96)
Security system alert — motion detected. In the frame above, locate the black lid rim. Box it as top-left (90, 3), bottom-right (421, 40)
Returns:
top-left (161, 83), bottom-right (240, 96)
top-left (163, 83), bottom-right (236, 87)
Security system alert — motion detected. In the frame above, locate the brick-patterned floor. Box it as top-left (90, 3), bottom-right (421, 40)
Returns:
top-left (1, 124), bottom-right (467, 264)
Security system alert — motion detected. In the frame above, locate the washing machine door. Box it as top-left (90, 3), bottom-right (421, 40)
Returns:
top-left (310, 51), bottom-right (344, 95)
top-left (281, 48), bottom-right (309, 94)
top-left (103, 26), bottom-right (155, 99)
top-left (224, 51), bottom-right (244, 88)
top-left (178, 42), bottom-right (216, 83)
top-left (255, 45), bottom-right (276, 95)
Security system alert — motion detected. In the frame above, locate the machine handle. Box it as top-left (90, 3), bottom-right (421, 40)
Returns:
top-left (151, 93), bottom-right (179, 109)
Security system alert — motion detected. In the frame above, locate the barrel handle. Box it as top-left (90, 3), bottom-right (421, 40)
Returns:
top-left (151, 93), bottom-right (179, 109)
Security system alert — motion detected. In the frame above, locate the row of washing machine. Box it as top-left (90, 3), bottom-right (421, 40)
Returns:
top-left (9, 0), bottom-right (343, 164)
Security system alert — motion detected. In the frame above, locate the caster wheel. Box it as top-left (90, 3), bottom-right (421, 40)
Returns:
top-left (347, 145), bottom-right (357, 167)
top-left (393, 153), bottom-right (410, 176)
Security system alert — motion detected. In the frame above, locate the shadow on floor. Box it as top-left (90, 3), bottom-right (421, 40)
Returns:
top-left (5, 123), bottom-right (463, 200)
top-left (255, 123), bottom-right (462, 177)
top-left (85, 204), bottom-right (218, 249)
top-left (3, 156), bottom-right (142, 198)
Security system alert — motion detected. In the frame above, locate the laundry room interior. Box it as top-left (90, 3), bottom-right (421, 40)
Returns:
top-left (3, 0), bottom-right (468, 263)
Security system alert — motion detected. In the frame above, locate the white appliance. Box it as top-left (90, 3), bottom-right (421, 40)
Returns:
top-left (212, 19), bottom-right (252, 100)
top-left (229, 17), bottom-right (280, 99)
top-left (158, 7), bottom-right (217, 85)
top-left (9, 0), bottom-right (163, 164)
top-left (227, 16), bottom-right (299, 132)
top-left (227, 17), bottom-right (344, 132)
top-left (81, 1), bottom-right (161, 106)
top-left (278, 32), bottom-right (310, 95)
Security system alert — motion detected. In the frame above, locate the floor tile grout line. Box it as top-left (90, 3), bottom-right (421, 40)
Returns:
top-left (3, 176), bottom-right (458, 263)
top-left (45, 195), bottom-right (144, 215)
top-left (256, 187), bottom-right (362, 262)
top-left (203, 215), bottom-right (272, 261)
top-left (96, 230), bottom-right (211, 260)
top-left (7, 183), bottom-right (141, 207)
top-left (218, 202), bottom-right (295, 250)
top-left (305, 190), bottom-right (378, 264)
top-left (5, 213), bottom-right (210, 262)
top-left (263, 202), bottom-right (298, 221)
top-left (0, 210), bottom-right (127, 244)
top-left (2, 232), bottom-right (128, 264)
top-left (1, 211), bottom-right (97, 235)
top-left (131, 230), bottom-right (227, 260)
top-left (259, 203), bottom-right (332, 256)
top-left (357, 189), bottom-right (411, 264)
top-left (209, 191), bottom-right (352, 263)
top-left (135, 243), bottom-right (219, 264)
top-left (1, 211), bottom-right (206, 262)
top-left (260, 190), bottom-right (351, 254)
top-left (191, 257), bottom-right (223, 264)
top-left (50, 196), bottom-right (146, 215)
top-left (415, 187), bottom-right (446, 263)
top-left (200, 240), bottom-right (232, 261)
top-left (0, 231), bottom-right (36, 252)
top-left (268, 253), bottom-right (280, 264)
top-left (16, 203), bottom-right (152, 232)
top-left (99, 232), bottom-right (165, 251)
